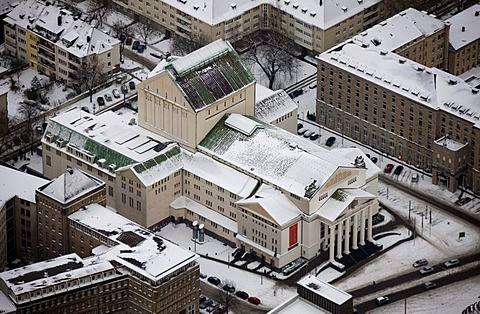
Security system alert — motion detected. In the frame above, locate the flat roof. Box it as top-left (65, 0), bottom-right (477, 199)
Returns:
top-left (434, 135), bottom-right (468, 151)
top-left (255, 88), bottom-right (298, 124)
top-left (0, 166), bottom-right (48, 207)
top-left (446, 4), bottom-right (480, 50)
top-left (298, 276), bottom-right (352, 305)
top-left (268, 295), bottom-right (330, 314)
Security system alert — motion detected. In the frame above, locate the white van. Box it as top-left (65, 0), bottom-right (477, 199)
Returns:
top-left (411, 173), bottom-right (419, 182)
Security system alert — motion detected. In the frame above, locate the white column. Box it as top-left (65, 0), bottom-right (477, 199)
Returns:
top-left (336, 222), bottom-right (343, 259)
top-left (329, 225), bottom-right (335, 262)
top-left (344, 218), bottom-right (351, 254)
top-left (367, 206), bottom-right (373, 242)
top-left (352, 213), bottom-right (358, 250)
top-left (360, 209), bottom-right (366, 246)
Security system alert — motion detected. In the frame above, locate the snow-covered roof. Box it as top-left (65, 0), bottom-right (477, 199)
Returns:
top-left (5, 0), bottom-right (119, 58)
top-left (434, 135), bottom-right (467, 151)
top-left (0, 166), bottom-right (48, 207)
top-left (298, 276), bottom-right (352, 305)
top-left (171, 196), bottom-right (237, 232)
top-left (255, 87), bottom-right (298, 124)
top-left (333, 147), bottom-right (381, 180)
top-left (353, 8), bottom-right (446, 52)
top-left (160, 40), bottom-right (254, 111)
top-left (183, 152), bottom-right (258, 198)
top-left (268, 295), bottom-right (330, 314)
top-left (69, 204), bottom-right (197, 282)
top-left (0, 253), bottom-right (116, 298)
top-left (160, 0), bottom-right (380, 30)
top-left (199, 114), bottom-right (357, 199)
top-left (0, 0), bottom-right (13, 15)
top-left (37, 168), bottom-right (103, 204)
top-left (317, 188), bottom-right (375, 223)
top-left (237, 184), bottom-right (302, 227)
top-left (446, 4), bottom-right (480, 50)
top-left (318, 42), bottom-right (480, 127)
top-left (0, 291), bottom-right (16, 313)
top-left (44, 109), bottom-right (172, 170)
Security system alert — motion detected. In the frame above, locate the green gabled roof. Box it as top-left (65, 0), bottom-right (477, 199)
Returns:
top-left (133, 146), bottom-right (181, 174)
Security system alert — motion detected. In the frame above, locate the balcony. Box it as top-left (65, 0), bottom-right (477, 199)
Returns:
top-left (38, 57), bottom-right (56, 71)
top-left (38, 39), bottom-right (55, 52)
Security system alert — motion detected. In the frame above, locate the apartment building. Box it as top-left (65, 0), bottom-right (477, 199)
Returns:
top-left (43, 39), bottom-right (380, 269)
top-left (4, 0), bottom-right (120, 87)
top-left (352, 8), bottom-right (449, 69)
top-left (117, 0), bottom-right (384, 54)
top-left (316, 41), bottom-right (480, 193)
top-left (446, 4), bottom-right (480, 76)
top-left (255, 84), bottom-right (298, 134)
top-left (0, 166), bottom-right (48, 268)
top-left (36, 168), bottom-right (106, 261)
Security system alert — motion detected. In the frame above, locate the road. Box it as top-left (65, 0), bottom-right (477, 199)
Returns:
top-left (200, 281), bottom-right (267, 314)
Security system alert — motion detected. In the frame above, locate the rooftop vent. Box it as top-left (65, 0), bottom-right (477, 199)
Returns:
top-left (399, 58), bottom-right (406, 64)
top-left (230, 3), bottom-right (236, 9)
top-left (472, 88), bottom-right (479, 94)
top-left (448, 79), bottom-right (458, 85)
top-left (302, 8), bottom-right (307, 13)
top-left (475, 11), bottom-right (479, 16)
top-left (354, 156), bottom-right (365, 168)
top-left (416, 66), bottom-right (425, 71)
top-left (179, 0), bottom-right (187, 3)
top-left (357, 0), bottom-right (363, 3)
top-left (462, 26), bottom-right (465, 32)
top-left (293, 4), bottom-right (299, 9)
top-left (108, 164), bottom-right (117, 172)
top-left (304, 179), bottom-right (317, 198)
top-left (380, 21), bottom-right (387, 26)
top-left (371, 38), bottom-right (381, 46)
top-left (310, 11), bottom-right (316, 17)
top-left (379, 49), bottom-right (388, 56)
top-left (284, 0), bottom-right (290, 4)
top-left (193, 5), bottom-right (199, 10)
top-left (341, 6), bottom-right (347, 12)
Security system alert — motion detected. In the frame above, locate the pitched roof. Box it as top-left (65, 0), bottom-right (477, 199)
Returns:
top-left (255, 87), bottom-right (298, 123)
top-left (38, 168), bottom-right (103, 203)
top-left (199, 114), bottom-right (355, 199)
top-left (317, 189), bottom-right (375, 223)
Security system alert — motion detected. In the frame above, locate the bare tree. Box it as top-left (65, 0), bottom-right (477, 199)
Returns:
top-left (214, 279), bottom-right (239, 313)
top-left (171, 33), bottom-right (209, 56)
top-left (74, 54), bottom-right (107, 103)
top-left (133, 20), bottom-right (161, 44)
top-left (242, 32), bottom-right (300, 90)
top-left (111, 19), bottom-right (134, 38)
top-left (87, 0), bottom-right (113, 28)
top-left (17, 102), bottom-right (40, 154)
top-left (4, 54), bottom-right (27, 84)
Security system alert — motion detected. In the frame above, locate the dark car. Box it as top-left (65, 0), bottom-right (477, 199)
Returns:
top-left (121, 84), bottom-right (128, 94)
top-left (370, 156), bottom-right (378, 164)
top-left (132, 40), bottom-right (140, 50)
top-left (247, 297), bottom-right (261, 305)
top-left (151, 52), bottom-right (163, 59)
top-left (384, 164), bottom-right (394, 173)
top-left (119, 34), bottom-right (126, 43)
top-left (199, 295), bottom-right (207, 304)
top-left (223, 284), bottom-right (235, 293)
top-left (394, 165), bottom-right (404, 175)
top-left (129, 81), bottom-right (136, 90)
top-left (81, 106), bottom-right (90, 113)
top-left (96, 96), bottom-right (105, 106)
top-left (199, 299), bottom-right (213, 310)
top-left (137, 45), bottom-right (145, 53)
top-left (325, 136), bottom-right (336, 147)
top-left (104, 93), bottom-right (112, 102)
top-left (297, 123), bottom-right (303, 130)
top-left (207, 276), bottom-right (221, 285)
top-left (212, 307), bottom-right (227, 314)
top-left (310, 133), bottom-right (319, 140)
top-left (165, 51), bottom-right (171, 57)
top-left (235, 291), bottom-right (249, 300)
top-left (200, 273), bottom-right (207, 279)
top-left (126, 36), bottom-right (133, 45)
top-left (290, 89), bottom-right (303, 98)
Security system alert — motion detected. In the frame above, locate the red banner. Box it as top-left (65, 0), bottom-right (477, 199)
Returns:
top-left (289, 223), bottom-right (298, 247)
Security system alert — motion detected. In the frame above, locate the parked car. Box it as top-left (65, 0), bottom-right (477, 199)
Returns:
top-left (310, 133), bottom-right (319, 141)
top-left (199, 299), bottom-right (213, 310)
top-left (137, 45), bottom-right (145, 53)
top-left (325, 136), bottom-right (336, 147)
top-left (199, 295), bottom-right (207, 304)
top-left (235, 291), bottom-right (249, 300)
top-left (394, 165), bottom-right (404, 175)
top-left (423, 281), bottom-right (437, 290)
top-left (375, 296), bottom-right (390, 306)
top-left (411, 173), bottom-right (419, 182)
top-left (247, 297), bottom-right (261, 305)
top-left (125, 36), bottom-right (133, 45)
top-left (112, 89), bottom-right (121, 98)
top-left (212, 307), bottom-right (227, 314)
top-left (303, 130), bottom-right (314, 138)
top-left (384, 164), bottom-right (394, 173)
top-left (297, 128), bottom-right (308, 136)
top-left (413, 258), bottom-right (428, 268)
top-left (222, 284), bottom-right (235, 293)
top-left (207, 276), bottom-right (221, 285)
top-left (81, 106), bottom-right (90, 113)
top-left (444, 258), bottom-right (460, 268)
top-left (104, 93), bottom-right (112, 102)
top-left (164, 51), bottom-right (171, 57)
top-left (200, 273), bottom-right (207, 279)
top-left (96, 96), bottom-right (105, 106)
top-left (207, 302), bottom-right (219, 313)
top-left (119, 34), bottom-right (126, 43)
top-left (132, 40), bottom-right (140, 50)
top-left (121, 84), bottom-right (128, 94)
top-left (419, 266), bottom-right (434, 275)
top-left (290, 89), bottom-right (303, 98)
top-left (370, 156), bottom-right (378, 164)
top-left (129, 81), bottom-right (136, 90)
top-left (297, 123), bottom-right (303, 130)
top-left (151, 52), bottom-right (163, 59)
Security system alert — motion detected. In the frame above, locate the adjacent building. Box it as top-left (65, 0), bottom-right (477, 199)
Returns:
top-left (445, 4), bottom-right (480, 76)
top-left (0, 166), bottom-right (48, 269)
top-left (352, 8), bottom-right (449, 70)
top-left (316, 40), bottom-right (480, 193)
top-left (3, 0), bottom-right (120, 87)
top-left (117, 0), bottom-right (385, 54)
top-left (43, 40), bottom-right (381, 270)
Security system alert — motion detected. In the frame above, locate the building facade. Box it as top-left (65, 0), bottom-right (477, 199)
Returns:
top-left (316, 41), bottom-right (480, 193)
top-left (445, 4), bottom-right (480, 76)
top-left (4, 0), bottom-right (120, 86)
top-left (116, 0), bottom-right (385, 54)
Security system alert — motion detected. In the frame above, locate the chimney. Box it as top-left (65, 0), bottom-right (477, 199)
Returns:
top-left (57, 15), bottom-right (62, 26)
top-left (475, 11), bottom-right (479, 16)
top-left (87, 36), bottom-right (91, 42)
top-left (319, 0), bottom-right (322, 5)
top-left (461, 26), bottom-right (465, 32)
